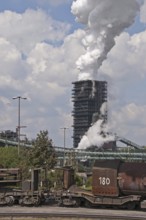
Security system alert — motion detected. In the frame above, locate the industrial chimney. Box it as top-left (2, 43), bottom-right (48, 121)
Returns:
top-left (72, 80), bottom-right (107, 148)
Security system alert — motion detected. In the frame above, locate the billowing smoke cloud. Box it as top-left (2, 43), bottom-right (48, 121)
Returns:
top-left (78, 103), bottom-right (115, 150)
top-left (77, 120), bottom-right (115, 150)
top-left (71, 0), bottom-right (140, 150)
top-left (71, 0), bottom-right (140, 81)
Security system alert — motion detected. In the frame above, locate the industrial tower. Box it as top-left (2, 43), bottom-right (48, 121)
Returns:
top-left (72, 80), bottom-right (107, 148)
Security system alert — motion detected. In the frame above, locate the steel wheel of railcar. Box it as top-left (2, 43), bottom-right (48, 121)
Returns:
top-left (4, 196), bottom-right (15, 206)
top-left (32, 196), bottom-right (41, 207)
top-left (7, 196), bottom-right (15, 206)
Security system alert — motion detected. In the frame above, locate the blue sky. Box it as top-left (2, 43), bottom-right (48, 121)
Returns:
top-left (0, 1), bottom-right (79, 30)
top-left (0, 0), bottom-right (146, 148)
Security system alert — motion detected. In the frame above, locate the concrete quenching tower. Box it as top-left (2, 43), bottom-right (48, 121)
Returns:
top-left (72, 80), bottom-right (107, 148)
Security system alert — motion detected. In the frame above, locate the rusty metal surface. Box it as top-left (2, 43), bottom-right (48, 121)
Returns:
top-left (118, 162), bottom-right (146, 195)
top-left (92, 160), bottom-right (121, 196)
top-left (94, 159), bottom-right (121, 169)
top-left (0, 168), bottom-right (21, 187)
top-left (63, 167), bottom-right (75, 189)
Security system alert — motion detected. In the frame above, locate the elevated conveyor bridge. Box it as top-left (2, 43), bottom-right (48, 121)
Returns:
top-left (115, 135), bottom-right (142, 150)
top-left (0, 138), bottom-right (145, 161)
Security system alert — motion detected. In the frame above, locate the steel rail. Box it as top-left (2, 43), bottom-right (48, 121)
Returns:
top-left (0, 210), bottom-right (145, 220)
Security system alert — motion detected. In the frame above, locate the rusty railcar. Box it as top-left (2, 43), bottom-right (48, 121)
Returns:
top-left (92, 159), bottom-right (146, 197)
top-left (0, 168), bottom-right (44, 206)
top-left (118, 162), bottom-right (146, 196)
top-left (92, 160), bottom-right (120, 196)
top-left (59, 160), bottom-right (146, 210)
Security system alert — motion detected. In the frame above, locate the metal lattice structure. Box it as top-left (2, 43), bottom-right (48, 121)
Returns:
top-left (72, 80), bottom-right (107, 148)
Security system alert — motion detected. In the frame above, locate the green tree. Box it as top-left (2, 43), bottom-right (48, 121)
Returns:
top-left (29, 130), bottom-right (56, 187)
top-left (0, 147), bottom-right (19, 168)
top-left (0, 146), bottom-right (34, 179)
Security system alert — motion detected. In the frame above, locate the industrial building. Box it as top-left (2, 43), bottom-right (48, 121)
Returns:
top-left (72, 80), bottom-right (107, 148)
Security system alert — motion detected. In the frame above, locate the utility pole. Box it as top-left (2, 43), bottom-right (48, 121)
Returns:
top-left (12, 96), bottom-right (27, 156)
top-left (60, 127), bottom-right (69, 166)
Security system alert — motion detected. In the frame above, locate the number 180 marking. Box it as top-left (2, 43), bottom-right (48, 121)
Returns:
top-left (99, 177), bottom-right (110, 185)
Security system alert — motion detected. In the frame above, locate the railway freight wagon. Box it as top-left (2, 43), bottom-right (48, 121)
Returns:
top-left (0, 166), bottom-right (75, 207)
top-left (60, 160), bottom-right (146, 210)
top-left (0, 168), bottom-right (44, 206)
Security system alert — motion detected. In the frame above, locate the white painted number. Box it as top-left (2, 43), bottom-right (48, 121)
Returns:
top-left (99, 177), bottom-right (110, 185)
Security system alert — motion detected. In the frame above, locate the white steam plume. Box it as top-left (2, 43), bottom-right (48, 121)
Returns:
top-left (77, 119), bottom-right (115, 150)
top-left (77, 102), bottom-right (115, 150)
top-left (71, 0), bottom-right (140, 81)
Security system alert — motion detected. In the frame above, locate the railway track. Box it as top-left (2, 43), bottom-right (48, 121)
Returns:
top-left (0, 206), bottom-right (145, 220)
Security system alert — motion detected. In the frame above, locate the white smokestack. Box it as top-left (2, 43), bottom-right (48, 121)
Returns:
top-left (71, 0), bottom-right (140, 81)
